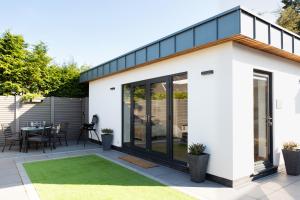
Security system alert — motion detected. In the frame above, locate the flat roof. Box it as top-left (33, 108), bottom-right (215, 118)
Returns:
top-left (80, 6), bottom-right (300, 83)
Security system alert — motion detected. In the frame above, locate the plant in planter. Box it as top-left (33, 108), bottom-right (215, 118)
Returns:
top-left (188, 143), bottom-right (209, 183)
top-left (282, 141), bottom-right (300, 175)
top-left (101, 128), bottom-right (113, 150)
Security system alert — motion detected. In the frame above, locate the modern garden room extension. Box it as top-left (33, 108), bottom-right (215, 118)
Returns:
top-left (80, 6), bottom-right (300, 187)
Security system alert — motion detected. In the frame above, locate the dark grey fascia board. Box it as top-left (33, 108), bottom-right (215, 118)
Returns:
top-left (80, 6), bottom-right (300, 83)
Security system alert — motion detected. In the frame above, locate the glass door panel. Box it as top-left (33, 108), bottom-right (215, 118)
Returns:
top-left (150, 80), bottom-right (168, 154)
top-left (133, 84), bottom-right (147, 149)
top-left (122, 72), bottom-right (188, 165)
top-left (254, 72), bottom-right (272, 167)
top-left (172, 74), bottom-right (188, 162)
top-left (122, 85), bottom-right (131, 147)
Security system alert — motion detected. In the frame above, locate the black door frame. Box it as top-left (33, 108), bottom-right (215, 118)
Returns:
top-left (130, 80), bottom-right (148, 152)
top-left (253, 69), bottom-right (273, 171)
top-left (130, 76), bottom-right (170, 159)
top-left (122, 72), bottom-right (187, 167)
top-left (149, 76), bottom-right (171, 159)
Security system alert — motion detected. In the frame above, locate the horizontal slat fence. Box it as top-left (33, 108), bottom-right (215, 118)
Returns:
top-left (0, 96), bottom-right (16, 146)
top-left (0, 96), bottom-right (88, 146)
top-left (54, 97), bottom-right (83, 140)
top-left (18, 97), bottom-right (51, 129)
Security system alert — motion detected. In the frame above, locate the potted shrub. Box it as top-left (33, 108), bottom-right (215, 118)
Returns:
top-left (101, 128), bottom-right (113, 150)
top-left (188, 143), bottom-right (209, 183)
top-left (282, 141), bottom-right (300, 175)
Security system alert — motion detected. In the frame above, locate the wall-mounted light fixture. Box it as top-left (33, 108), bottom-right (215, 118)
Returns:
top-left (201, 70), bottom-right (214, 76)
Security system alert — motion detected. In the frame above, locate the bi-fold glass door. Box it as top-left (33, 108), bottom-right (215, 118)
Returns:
top-left (149, 78), bottom-right (169, 155)
top-left (131, 77), bottom-right (169, 158)
top-left (132, 82), bottom-right (147, 150)
top-left (122, 73), bottom-right (188, 165)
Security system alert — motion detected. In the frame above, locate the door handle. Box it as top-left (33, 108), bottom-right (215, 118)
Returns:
top-left (266, 116), bottom-right (273, 126)
top-left (145, 115), bottom-right (150, 123)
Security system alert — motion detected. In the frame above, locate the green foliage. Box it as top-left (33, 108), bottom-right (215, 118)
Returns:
top-left (0, 31), bottom-right (88, 97)
top-left (282, 0), bottom-right (300, 12)
top-left (47, 62), bottom-right (88, 97)
top-left (101, 128), bottom-right (114, 134)
top-left (174, 91), bottom-right (187, 99)
top-left (133, 88), bottom-right (187, 101)
top-left (150, 91), bottom-right (187, 100)
top-left (188, 143), bottom-right (206, 155)
top-left (21, 93), bottom-right (43, 102)
top-left (0, 81), bottom-right (24, 95)
top-left (277, 6), bottom-right (300, 34)
top-left (152, 92), bottom-right (166, 100)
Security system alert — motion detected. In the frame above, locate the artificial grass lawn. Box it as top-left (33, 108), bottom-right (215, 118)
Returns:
top-left (24, 155), bottom-right (195, 200)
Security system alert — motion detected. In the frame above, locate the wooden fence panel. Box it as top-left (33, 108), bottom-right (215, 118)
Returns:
top-left (0, 96), bottom-right (88, 145)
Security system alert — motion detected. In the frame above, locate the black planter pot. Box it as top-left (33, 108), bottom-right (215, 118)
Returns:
top-left (101, 134), bottom-right (113, 150)
top-left (282, 149), bottom-right (300, 175)
top-left (188, 153), bottom-right (209, 182)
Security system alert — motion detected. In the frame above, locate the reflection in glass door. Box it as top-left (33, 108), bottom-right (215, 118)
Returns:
top-left (122, 72), bottom-right (188, 166)
top-left (150, 80), bottom-right (168, 154)
top-left (253, 71), bottom-right (273, 169)
top-left (133, 84), bottom-right (147, 149)
top-left (172, 74), bottom-right (188, 162)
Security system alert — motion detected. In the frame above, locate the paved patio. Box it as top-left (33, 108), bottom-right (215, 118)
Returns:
top-left (0, 142), bottom-right (300, 200)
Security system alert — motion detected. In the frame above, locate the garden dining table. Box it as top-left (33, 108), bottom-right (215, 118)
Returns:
top-left (20, 126), bottom-right (45, 152)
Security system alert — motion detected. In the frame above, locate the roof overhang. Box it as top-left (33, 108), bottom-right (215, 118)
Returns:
top-left (80, 6), bottom-right (300, 83)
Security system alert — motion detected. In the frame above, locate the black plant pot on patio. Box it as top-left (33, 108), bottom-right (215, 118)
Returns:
top-left (282, 149), bottom-right (300, 175)
top-left (188, 154), bottom-right (209, 182)
top-left (101, 134), bottom-right (113, 150)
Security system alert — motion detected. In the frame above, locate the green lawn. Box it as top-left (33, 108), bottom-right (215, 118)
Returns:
top-left (24, 155), bottom-right (195, 200)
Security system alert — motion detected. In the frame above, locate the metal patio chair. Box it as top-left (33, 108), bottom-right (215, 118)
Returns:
top-left (56, 122), bottom-right (69, 146)
top-left (1, 124), bottom-right (22, 152)
top-left (26, 125), bottom-right (53, 153)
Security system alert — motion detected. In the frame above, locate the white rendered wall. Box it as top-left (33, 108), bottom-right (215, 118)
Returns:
top-left (89, 42), bottom-right (235, 180)
top-left (232, 43), bottom-right (300, 180)
top-left (89, 40), bottom-right (300, 182)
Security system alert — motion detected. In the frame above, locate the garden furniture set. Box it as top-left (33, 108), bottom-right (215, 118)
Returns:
top-left (1, 121), bottom-right (69, 153)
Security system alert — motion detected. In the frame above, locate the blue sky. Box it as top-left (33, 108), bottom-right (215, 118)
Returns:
top-left (0, 0), bottom-right (282, 67)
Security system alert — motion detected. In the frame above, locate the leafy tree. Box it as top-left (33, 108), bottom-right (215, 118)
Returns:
top-left (281, 0), bottom-right (300, 12)
top-left (0, 31), bottom-right (28, 95)
top-left (277, 1), bottom-right (300, 34)
top-left (0, 31), bottom-right (88, 98)
top-left (277, 6), bottom-right (300, 34)
top-left (24, 42), bottom-right (52, 94)
top-left (48, 62), bottom-right (88, 97)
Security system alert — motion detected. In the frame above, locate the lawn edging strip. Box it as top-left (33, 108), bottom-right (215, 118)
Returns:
top-left (16, 162), bottom-right (40, 200)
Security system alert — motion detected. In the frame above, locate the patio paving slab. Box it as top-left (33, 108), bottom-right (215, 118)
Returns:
top-left (93, 150), bottom-right (300, 200)
top-left (0, 144), bottom-right (300, 200)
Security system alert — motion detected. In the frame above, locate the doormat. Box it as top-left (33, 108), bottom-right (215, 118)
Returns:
top-left (119, 155), bottom-right (158, 169)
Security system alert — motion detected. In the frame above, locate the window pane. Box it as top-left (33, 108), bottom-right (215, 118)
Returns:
top-left (122, 85), bottom-right (131, 146)
top-left (151, 81), bottom-right (167, 154)
top-left (254, 75), bottom-right (269, 162)
top-left (173, 73), bottom-right (188, 162)
top-left (133, 85), bottom-right (147, 148)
